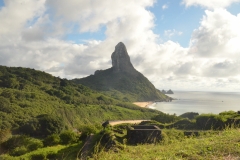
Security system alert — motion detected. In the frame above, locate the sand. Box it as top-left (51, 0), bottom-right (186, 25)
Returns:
top-left (133, 101), bottom-right (154, 108)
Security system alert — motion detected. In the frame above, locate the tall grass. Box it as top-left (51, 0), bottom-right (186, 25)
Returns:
top-left (91, 128), bottom-right (240, 160)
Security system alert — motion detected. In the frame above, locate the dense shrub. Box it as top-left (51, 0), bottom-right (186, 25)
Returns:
top-left (179, 112), bottom-right (199, 120)
top-left (0, 129), bottom-right (11, 143)
top-left (44, 134), bottom-right (60, 146)
top-left (31, 153), bottom-right (45, 160)
top-left (195, 114), bottom-right (226, 130)
top-left (152, 113), bottom-right (181, 123)
top-left (1, 135), bottom-right (43, 156)
top-left (169, 119), bottom-right (196, 130)
top-left (0, 96), bottom-right (12, 113)
top-left (60, 131), bottom-right (78, 144)
top-left (19, 114), bottom-right (64, 137)
top-left (46, 152), bottom-right (58, 159)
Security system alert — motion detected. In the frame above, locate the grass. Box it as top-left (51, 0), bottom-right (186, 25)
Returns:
top-left (91, 128), bottom-right (240, 160)
top-left (0, 143), bottom-right (84, 160)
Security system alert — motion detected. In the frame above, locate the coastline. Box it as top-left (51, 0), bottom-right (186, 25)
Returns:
top-left (133, 101), bottom-right (155, 108)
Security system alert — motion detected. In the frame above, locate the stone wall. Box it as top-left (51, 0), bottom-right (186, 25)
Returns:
top-left (127, 125), bottom-right (161, 144)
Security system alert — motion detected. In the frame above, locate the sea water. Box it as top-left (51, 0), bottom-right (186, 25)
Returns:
top-left (150, 91), bottom-right (240, 115)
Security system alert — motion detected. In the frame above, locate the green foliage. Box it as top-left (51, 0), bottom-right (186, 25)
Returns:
top-left (0, 129), bottom-right (11, 143)
top-left (168, 119), bottom-right (196, 130)
top-left (1, 135), bottom-right (43, 156)
top-left (195, 114), bottom-right (226, 130)
top-left (179, 112), bottom-right (199, 120)
top-left (46, 151), bottom-right (58, 159)
top-left (30, 153), bottom-right (45, 160)
top-left (0, 96), bottom-right (12, 113)
top-left (19, 114), bottom-right (64, 137)
top-left (43, 134), bottom-right (60, 146)
top-left (151, 113), bottom-right (181, 123)
top-left (0, 65), bottom-right (162, 133)
top-left (59, 130), bottom-right (78, 145)
top-left (92, 128), bottom-right (240, 160)
top-left (78, 124), bottom-right (101, 134)
top-left (72, 68), bottom-right (170, 102)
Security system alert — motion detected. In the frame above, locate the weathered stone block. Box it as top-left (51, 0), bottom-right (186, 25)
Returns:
top-left (127, 125), bottom-right (161, 144)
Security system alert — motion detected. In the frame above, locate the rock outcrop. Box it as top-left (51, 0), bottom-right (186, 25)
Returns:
top-left (161, 90), bottom-right (167, 94)
top-left (166, 89), bottom-right (174, 94)
top-left (72, 42), bottom-right (171, 102)
top-left (111, 42), bottom-right (137, 74)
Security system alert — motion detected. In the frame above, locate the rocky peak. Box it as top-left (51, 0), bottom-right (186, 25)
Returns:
top-left (111, 42), bottom-right (136, 74)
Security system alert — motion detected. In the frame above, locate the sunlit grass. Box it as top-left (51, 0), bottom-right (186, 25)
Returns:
top-left (91, 128), bottom-right (240, 160)
top-left (0, 143), bottom-right (83, 160)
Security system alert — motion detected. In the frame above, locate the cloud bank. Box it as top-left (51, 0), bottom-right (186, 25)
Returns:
top-left (0, 0), bottom-right (239, 91)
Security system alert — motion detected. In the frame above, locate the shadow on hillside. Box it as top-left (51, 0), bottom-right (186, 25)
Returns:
top-left (57, 143), bottom-right (84, 160)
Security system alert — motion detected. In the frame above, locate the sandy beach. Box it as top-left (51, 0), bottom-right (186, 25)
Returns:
top-left (133, 101), bottom-right (154, 108)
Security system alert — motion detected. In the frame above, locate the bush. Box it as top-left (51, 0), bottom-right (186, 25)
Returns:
top-left (179, 112), bottom-right (199, 120)
top-left (31, 153), bottom-right (45, 160)
top-left (152, 113), bottom-right (181, 123)
top-left (1, 135), bottom-right (43, 156)
top-left (0, 129), bottom-right (11, 143)
top-left (195, 114), bottom-right (225, 130)
top-left (9, 146), bottom-right (28, 156)
top-left (46, 152), bottom-right (58, 159)
top-left (44, 134), bottom-right (60, 146)
top-left (27, 139), bottom-right (43, 151)
top-left (60, 131), bottom-right (78, 145)
top-left (19, 114), bottom-right (64, 137)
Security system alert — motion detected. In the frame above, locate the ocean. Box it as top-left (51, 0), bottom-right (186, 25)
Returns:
top-left (150, 91), bottom-right (240, 116)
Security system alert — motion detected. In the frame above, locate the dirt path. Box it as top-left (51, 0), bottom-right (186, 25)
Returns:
top-left (109, 120), bottom-right (149, 126)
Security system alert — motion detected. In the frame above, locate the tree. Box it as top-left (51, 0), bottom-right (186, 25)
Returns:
top-left (19, 114), bottom-right (64, 137)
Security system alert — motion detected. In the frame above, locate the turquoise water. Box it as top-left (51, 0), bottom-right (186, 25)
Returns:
top-left (150, 91), bottom-right (240, 115)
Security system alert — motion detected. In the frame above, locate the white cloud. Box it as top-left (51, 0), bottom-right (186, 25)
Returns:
top-left (182, 0), bottom-right (240, 9)
top-left (189, 9), bottom-right (240, 58)
top-left (162, 4), bottom-right (168, 10)
top-left (164, 29), bottom-right (183, 38)
top-left (0, 0), bottom-right (240, 91)
top-left (0, 0), bottom-right (46, 36)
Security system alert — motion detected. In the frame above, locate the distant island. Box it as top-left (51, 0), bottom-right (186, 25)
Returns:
top-left (161, 89), bottom-right (174, 94)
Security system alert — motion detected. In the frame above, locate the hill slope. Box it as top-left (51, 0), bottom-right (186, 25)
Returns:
top-left (0, 65), bottom-right (165, 132)
top-left (72, 42), bottom-right (170, 102)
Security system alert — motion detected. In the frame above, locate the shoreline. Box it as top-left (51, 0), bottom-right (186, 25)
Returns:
top-left (133, 101), bottom-right (155, 108)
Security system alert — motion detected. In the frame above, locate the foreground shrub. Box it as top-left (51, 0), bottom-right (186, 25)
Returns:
top-left (44, 134), bottom-right (60, 146)
top-left (9, 146), bottom-right (28, 156)
top-left (46, 152), bottom-right (58, 159)
top-left (196, 114), bottom-right (226, 130)
top-left (60, 131), bottom-right (78, 144)
top-left (30, 153), bottom-right (45, 160)
top-left (1, 135), bottom-right (43, 156)
top-left (19, 114), bottom-right (64, 137)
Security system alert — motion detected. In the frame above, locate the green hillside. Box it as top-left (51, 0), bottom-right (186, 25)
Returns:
top-left (72, 42), bottom-right (171, 102)
top-left (0, 65), bottom-right (165, 132)
top-left (72, 68), bottom-right (169, 102)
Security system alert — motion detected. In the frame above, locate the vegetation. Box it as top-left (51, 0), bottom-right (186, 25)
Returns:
top-left (92, 128), bottom-right (240, 160)
top-left (0, 65), bottom-right (164, 132)
top-left (0, 65), bottom-right (240, 159)
top-left (72, 68), bottom-right (170, 102)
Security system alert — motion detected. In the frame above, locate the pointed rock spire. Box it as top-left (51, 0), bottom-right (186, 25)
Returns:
top-left (111, 42), bottom-right (136, 73)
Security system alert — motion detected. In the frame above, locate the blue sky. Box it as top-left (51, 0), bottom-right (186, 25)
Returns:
top-left (0, 0), bottom-right (240, 91)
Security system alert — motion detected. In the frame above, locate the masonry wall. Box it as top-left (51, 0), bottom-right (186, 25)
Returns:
top-left (127, 125), bottom-right (161, 144)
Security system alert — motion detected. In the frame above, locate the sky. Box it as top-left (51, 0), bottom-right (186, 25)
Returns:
top-left (0, 0), bottom-right (240, 91)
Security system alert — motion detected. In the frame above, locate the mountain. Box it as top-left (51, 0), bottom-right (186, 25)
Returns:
top-left (72, 42), bottom-right (170, 102)
top-left (0, 65), bottom-right (165, 133)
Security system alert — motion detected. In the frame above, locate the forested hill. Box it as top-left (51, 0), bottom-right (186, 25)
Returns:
top-left (0, 65), bottom-right (164, 134)
top-left (72, 42), bottom-right (170, 102)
